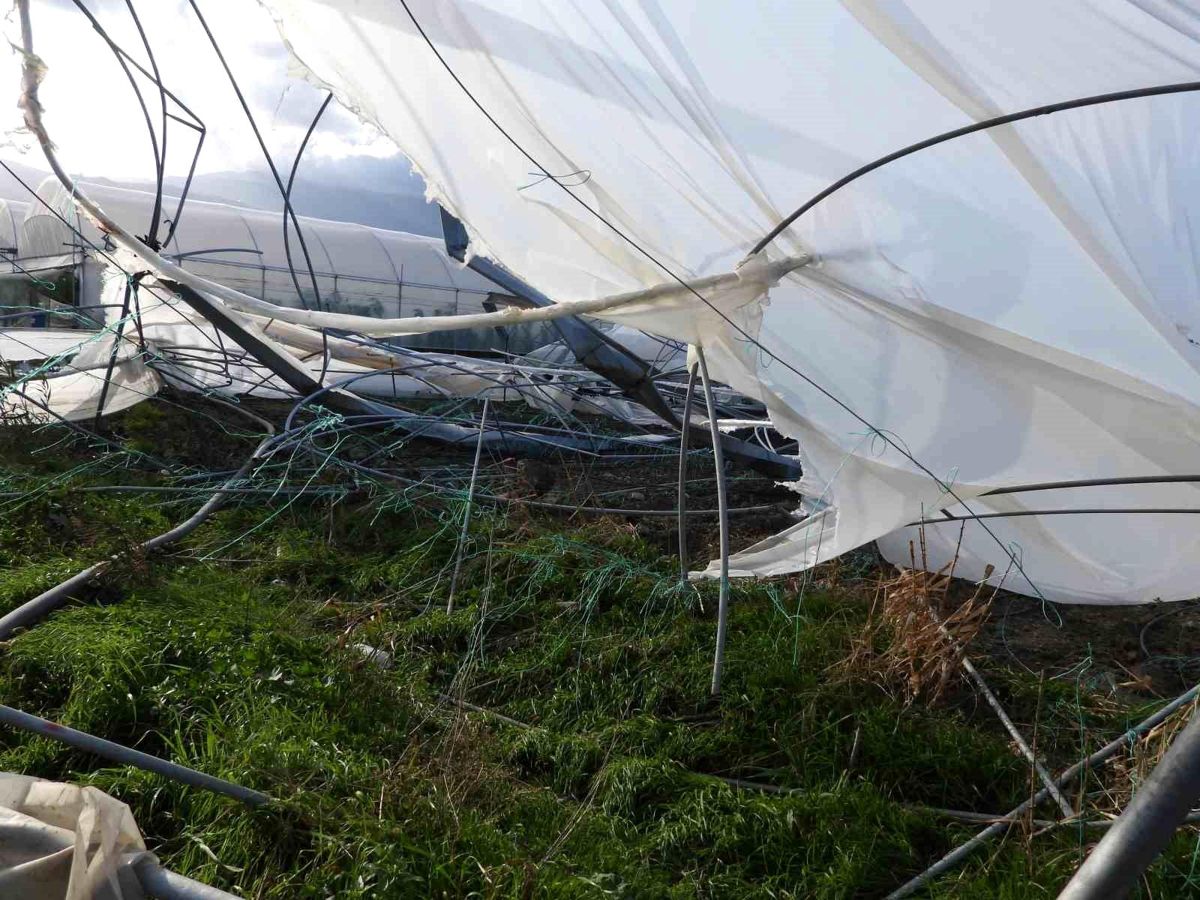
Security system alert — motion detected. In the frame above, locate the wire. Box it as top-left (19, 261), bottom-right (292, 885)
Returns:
top-left (69, 1), bottom-right (160, 240)
top-left (121, 0), bottom-right (168, 248)
top-left (186, 0), bottom-right (325, 311)
top-left (982, 475), bottom-right (1200, 497)
top-left (914, 509), bottom-right (1200, 525)
top-left (1139, 605), bottom-right (1192, 664)
top-left (283, 93), bottom-right (333, 313)
top-left (395, 0), bottom-right (1050, 602)
top-left (66, 0), bottom-right (206, 248)
top-left (750, 81), bottom-right (1200, 257)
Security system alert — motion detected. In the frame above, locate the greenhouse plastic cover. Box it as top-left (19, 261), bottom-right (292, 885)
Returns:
top-left (0, 774), bottom-right (146, 899)
top-left (22, 179), bottom-right (498, 320)
top-left (1, 267), bottom-right (669, 426)
top-left (0, 328), bottom-right (161, 424)
top-left (261, 0), bottom-right (1200, 605)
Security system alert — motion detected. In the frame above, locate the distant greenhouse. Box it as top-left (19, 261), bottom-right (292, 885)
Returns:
top-left (0, 199), bottom-right (27, 263)
top-left (16, 179), bottom-right (551, 352)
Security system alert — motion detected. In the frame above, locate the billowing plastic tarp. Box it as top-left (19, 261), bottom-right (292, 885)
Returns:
top-left (0, 328), bottom-right (161, 423)
top-left (0, 774), bottom-right (145, 899)
top-left (264, 0), bottom-right (1200, 604)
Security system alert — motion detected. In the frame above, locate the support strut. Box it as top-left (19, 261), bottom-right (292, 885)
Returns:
top-left (697, 347), bottom-right (730, 697)
top-left (1057, 709), bottom-right (1200, 899)
top-left (677, 362), bottom-right (699, 583)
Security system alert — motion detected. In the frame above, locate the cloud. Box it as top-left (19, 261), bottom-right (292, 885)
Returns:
top-left (0, 0), bottom-right (409, 184)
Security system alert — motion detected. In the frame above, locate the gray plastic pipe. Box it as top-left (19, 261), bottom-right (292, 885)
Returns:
top-left (0, 436), bottom-right (275, 641)
top-left (0, 704), bottom-right (269, 806)
top-left (697, 347), bottom-right (730, 697)
top-left (131, 855), bottom-right (241, 899)
top-left (676, 362), bottom-right (699, 584)
top-left (1057, 710), bottom-right (1200, 899)
top-left (887, 683), bottom-right (1200, 898)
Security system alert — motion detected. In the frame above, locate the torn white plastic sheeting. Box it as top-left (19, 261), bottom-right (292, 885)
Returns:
top-left (3, 357), bottom-right (159, 423)
top-left (528, 323), bottom-right (686, 373)
top-left (0, 331), bottom-right (161, 423)
top-left (264, 1), bottom-right (1200, 604)
top-left (15, 145), bottom-right (805, 338)
top-left (0, 774), bottom-right (146, 900)
top-left (156, 241), bottom-right (803, 340)
top-left (14, 37), bottom-right (806, 355)
top-left (0, 329), bottom-right (94, 363)
top-left (81, 268), bottom-right (673, 423)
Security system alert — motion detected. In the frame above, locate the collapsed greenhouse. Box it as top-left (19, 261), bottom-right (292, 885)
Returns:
top-left (3, 0), bottom-right (1200, 897)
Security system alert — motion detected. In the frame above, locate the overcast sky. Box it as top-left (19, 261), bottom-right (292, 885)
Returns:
top-left (0, 0), bottom-right (404, 180)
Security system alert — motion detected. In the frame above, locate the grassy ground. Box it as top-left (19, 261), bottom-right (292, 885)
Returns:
top-left (1, 405), bottom-right (1199, 897)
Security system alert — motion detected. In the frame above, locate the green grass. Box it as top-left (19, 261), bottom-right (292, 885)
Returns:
top-left (1, 412), bottom-right (1200, 897)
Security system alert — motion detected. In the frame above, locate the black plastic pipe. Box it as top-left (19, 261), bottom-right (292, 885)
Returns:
top-left (750, 81), bottom-right (1200, 257)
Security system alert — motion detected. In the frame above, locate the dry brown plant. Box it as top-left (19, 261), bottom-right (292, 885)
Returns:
top-left (1094, 698), bottom-right (1199, 818)
top-left (840, 527), bottom-right (997, 705)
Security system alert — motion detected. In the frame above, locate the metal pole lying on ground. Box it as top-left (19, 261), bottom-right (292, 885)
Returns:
top-left (959, 655), bottom-right (1073, 817)
top-left (696, 347), bottom-right (730, 697)
top-left (0, 704), bottom-right (269, 806)
top-left (1057, 709), bottom-right (1200, 900)
top-left (886, 683), bottom-right (1200, 899)
top-left (677, 362), bottom-right (699, 584)
top-left (447, 398), bottom-right (490, 613)
top-left (919, 583), bottom-right (1068, 813)
top-left (130, 856), bottom-right (241, 900)
top-left (931, 619), bottom-right (1072, 818)
top-left (0, 436), bottom-right (275, 640)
